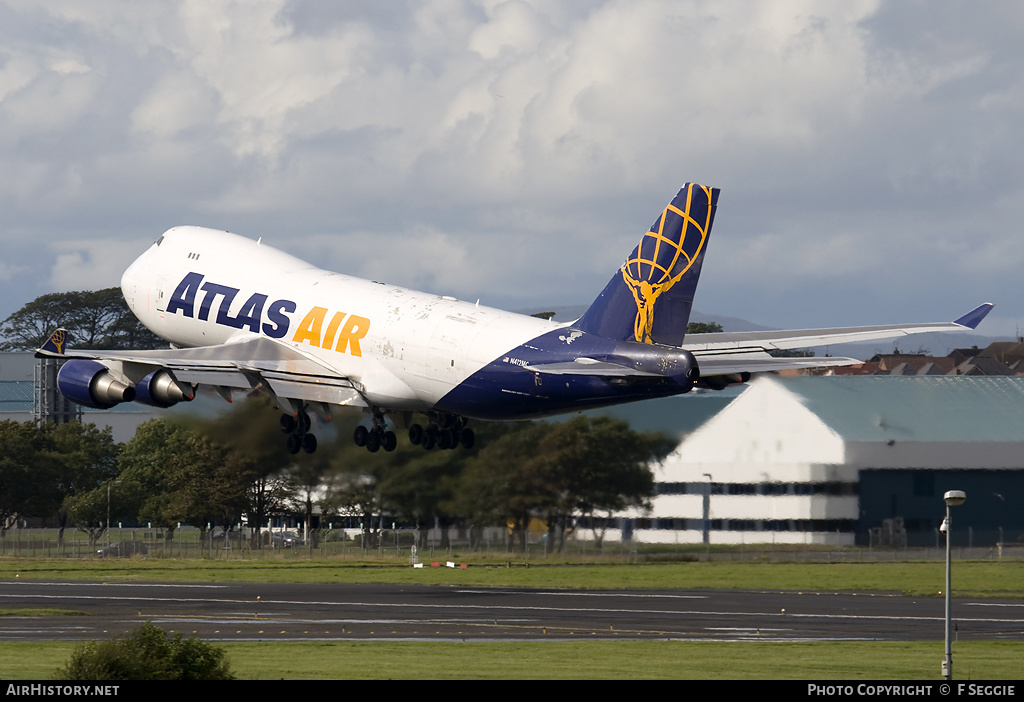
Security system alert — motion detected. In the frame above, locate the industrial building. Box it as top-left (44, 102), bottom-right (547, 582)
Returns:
top-left (619, 375), bottom-right (1024, 547)
top-left (0, 352), bottom-right (161, 442)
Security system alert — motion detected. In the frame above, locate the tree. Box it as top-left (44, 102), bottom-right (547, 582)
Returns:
top-left (54, 622), bottom-right (234, 680)
top-left (0, 421), bottom-right (49, 533)
top-left (0, 288), bottom-right (163, 351)
top-left (453, 417), bottom-right (673, 551)
top-left (39, 422), bottom-right (120, 549)
top-left (687, 321), bottom-right (723, 334)
top-left (185, 397), bottom-right (298, 547)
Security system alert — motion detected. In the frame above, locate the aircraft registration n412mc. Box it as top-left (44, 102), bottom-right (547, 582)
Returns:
top-left (38, 183), bottom-right (993, 454)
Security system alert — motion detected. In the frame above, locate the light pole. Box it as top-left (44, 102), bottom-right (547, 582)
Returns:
top-left (106, 480), bottom-right (122, 554)
top-left (702, 473), bottom-right (713, 547)
top-left (941, 489), bottom-right (966, 680)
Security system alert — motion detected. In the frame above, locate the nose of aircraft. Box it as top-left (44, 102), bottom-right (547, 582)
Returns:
top-left (120, 238), bottom-right (158, 316)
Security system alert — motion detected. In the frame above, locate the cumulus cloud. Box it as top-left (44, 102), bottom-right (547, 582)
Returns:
top-left (0, 0), bottom-right (1020, 336)
top-left (48, 238), bottom-right (152, 292)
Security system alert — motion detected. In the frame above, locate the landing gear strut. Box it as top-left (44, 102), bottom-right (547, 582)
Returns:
top-left (281, 411), bottom-right (317, 454)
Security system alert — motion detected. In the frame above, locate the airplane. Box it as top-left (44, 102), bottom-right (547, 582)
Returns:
top-left (37, 183), bottom-right (994, 454)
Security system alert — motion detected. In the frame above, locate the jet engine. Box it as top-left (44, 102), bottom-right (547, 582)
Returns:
top-left (56, 360), bottom-right (136, 409)
top-left (134, 369), bottom-right (194, 408)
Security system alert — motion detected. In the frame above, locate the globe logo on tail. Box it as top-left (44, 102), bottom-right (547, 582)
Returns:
top-left (620, 184), bottom-right (713, 344)
top-left (50, 329), bottom-right (66, 354)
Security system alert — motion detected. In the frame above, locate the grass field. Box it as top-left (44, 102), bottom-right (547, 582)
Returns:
top-left (2, 556), bottom-right (1022, 597)
top-left (1, 555), bottom-right (1021, 680)
top-left (2, 640), bottom-right (1020, 680)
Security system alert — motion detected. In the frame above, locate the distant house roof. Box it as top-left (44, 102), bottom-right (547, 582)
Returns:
top-left (956, 356), bottom-right (1016, 376)
top-left (869, 354), bottom-right (957, 374)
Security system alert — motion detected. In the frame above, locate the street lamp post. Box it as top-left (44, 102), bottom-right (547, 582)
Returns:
top-left (941, 489), bottom-right (966, 681)
top-left (702, 473), bottom-right (712, 547)
top-left (106, 480), bottom-right (122, 554)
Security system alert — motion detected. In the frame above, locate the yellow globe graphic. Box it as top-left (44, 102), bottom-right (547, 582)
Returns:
top-left (620, 183), bottom-right (713, 343)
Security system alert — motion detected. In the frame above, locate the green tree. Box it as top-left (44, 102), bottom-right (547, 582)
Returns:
top-left (162, 433), bottom-right (245, 544)
top-left (40, 422), bottom-right (120, 549)
top-left (453, 417), bottom-right (672, 551)
top-left (686, 321), bottom-right (723, 334)
top-left (92, 420), bottom-right (192, 537)
top-left (185, 397), bottom-right (298, 547)
top-left (455, 422), bottom-right (558, 551)
top-left (0, 288), bottom-right (163, 351)
top-left (54, 622), bottom-right (234, 680)
top-left (0, 421), bottom-right (49, 533)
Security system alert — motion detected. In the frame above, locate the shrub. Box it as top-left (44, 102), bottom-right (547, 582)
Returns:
top-left (54, 622), bottom-right (234, 680)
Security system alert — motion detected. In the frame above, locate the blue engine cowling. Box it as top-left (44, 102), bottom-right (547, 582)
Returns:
top-left (57, 360), bottom-right (136, 410)
top-left (134, 369), bottom-right (194, 408)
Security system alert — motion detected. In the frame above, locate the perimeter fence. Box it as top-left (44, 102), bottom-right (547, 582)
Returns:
top-left (0, 527), bottom-right (1020, 562)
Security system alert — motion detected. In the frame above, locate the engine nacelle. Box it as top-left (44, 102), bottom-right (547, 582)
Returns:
top-left (135, 370), bottom-right (194, 408)
top-left (57, 360), bottom-right (136, 409)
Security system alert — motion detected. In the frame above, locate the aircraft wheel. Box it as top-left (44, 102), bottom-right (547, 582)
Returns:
top-left (353, 425), bottom-right (368, 447)
top-left (382, 431), bottom-right (397, 452)
top-left (286, 434), bottom-right (302, 454)
top-left (421, 429), bottom-right (436, 450)
top-left (280, 414), bottom-right (296, 433)
top-left (438, 429), bottom-right (454, 450)
top-left (297, 411), bottom-right (311, 434)
top-left (365, 431), bottom-right (381, 453)
top-left (303, 433), bottom-right (317, 454)
top-left (460, 427), bottom-right (475, 449)
top-left (408, 424), bottom-right (423, 445)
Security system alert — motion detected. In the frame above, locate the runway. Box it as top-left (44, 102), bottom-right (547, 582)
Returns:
top-left (0, 580), bottom-right (1022, 642)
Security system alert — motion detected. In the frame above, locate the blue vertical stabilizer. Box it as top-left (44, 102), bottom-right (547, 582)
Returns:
top-left (574, 183), bottom-right (719, 346)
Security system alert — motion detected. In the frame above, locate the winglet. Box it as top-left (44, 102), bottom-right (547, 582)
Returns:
top-left (37, 328), bottom-right (69, 357)
top-left (953, 303), bottom-right (994, 330)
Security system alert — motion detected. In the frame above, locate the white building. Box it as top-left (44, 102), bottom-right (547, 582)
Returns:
top-left (619, 375), bottom-right (1024, 546)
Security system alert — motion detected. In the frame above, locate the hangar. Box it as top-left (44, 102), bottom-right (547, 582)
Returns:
top-left (619, 375), bottom-right (1024, 547)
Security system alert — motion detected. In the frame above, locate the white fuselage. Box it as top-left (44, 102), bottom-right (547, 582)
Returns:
top-left (120, 226), bottom-right (562, 412)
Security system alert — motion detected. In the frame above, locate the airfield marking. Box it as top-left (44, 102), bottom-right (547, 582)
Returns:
top-left (1, 591), bottom-right (1023, 627)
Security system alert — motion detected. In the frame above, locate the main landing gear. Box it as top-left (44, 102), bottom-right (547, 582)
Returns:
top-left (281, 411), bottom-right (317, 454)
top-left (408, 415), bottom-right (474, 451)
top-left (351, 413), bottom-right (475, 453)
top-left (353, 414), bottom-right (397, 453)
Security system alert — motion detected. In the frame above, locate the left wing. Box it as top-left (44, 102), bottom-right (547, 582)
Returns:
top-left (36, 331), bottom-right (366, 411)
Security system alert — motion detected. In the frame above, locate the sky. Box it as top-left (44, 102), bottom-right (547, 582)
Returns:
top-left (1, 0), bottom-right (1022, 339)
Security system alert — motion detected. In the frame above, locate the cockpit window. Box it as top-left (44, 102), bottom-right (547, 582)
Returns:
top-left (155, 235), bottom-right (164, 246)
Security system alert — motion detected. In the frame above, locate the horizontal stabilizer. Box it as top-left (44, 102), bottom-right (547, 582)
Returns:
top-left (524, 358), bottom-right (661, 377)
top-left (692, 350), bottom-right (860, 376)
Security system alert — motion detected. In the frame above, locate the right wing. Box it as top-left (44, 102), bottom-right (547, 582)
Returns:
top-left (36, 331), bottom-right (367, 410)
top-left (684, 303), bottom-right (994, 376)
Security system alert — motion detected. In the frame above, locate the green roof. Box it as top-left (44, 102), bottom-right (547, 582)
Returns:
top-left (0, 381), bottom-right (34, 412)
top-left (775, 375), bottom-right (1024, 443)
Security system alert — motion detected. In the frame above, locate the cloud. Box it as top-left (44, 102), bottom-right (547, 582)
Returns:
top-left (0, 0), bottom-right (1020, 337)
top-left (48, 238), bottom-right (152, 292)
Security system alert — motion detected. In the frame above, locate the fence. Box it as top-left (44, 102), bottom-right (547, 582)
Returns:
top-left (0, 527), bottom-right (1020, 562)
